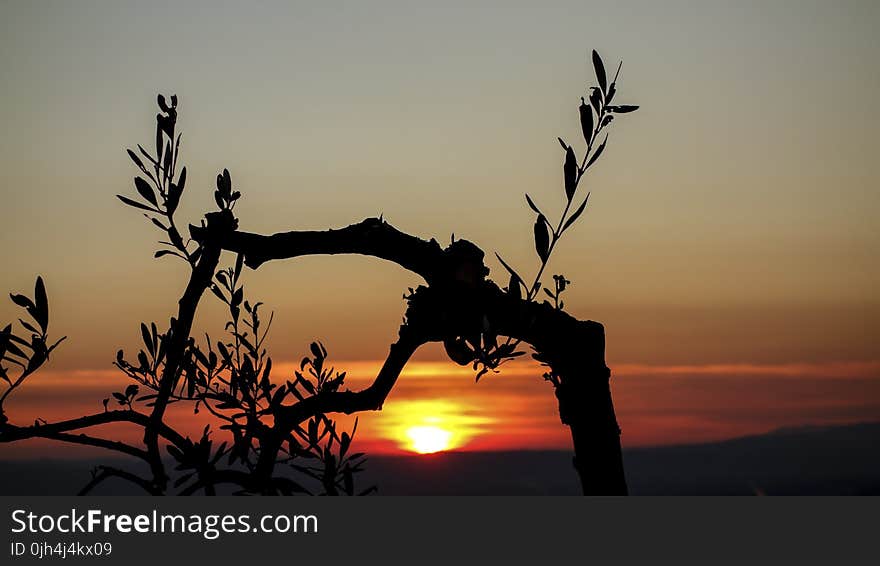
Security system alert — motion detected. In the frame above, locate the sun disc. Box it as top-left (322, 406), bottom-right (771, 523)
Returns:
top-left (406, 425), bottom-right (452, 454)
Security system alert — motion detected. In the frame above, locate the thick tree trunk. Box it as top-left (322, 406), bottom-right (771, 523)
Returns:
top-left (556, 370), bottom-right (627, 495)
top-left (543, 321), bottom-right (627, 495)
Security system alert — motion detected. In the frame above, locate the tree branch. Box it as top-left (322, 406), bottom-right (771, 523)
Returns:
top-left (275, 327), bottom-right (424, 429)
top-left (144, 209), bottom-right (234, 490)
top-left (0, 410), bottom-right (190, 453)
top-left (191, 217), bottom-right (483, 286)
top-left (198, 216), bottom-right (610, 418)
top-left (29, 430), bottom-right (148, 461)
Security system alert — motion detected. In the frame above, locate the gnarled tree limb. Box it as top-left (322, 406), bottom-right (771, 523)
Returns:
top-left (204, 218), bottom-right (444, 282)
top-left (1, 215), bottom-right (625, 495)
top-left (193, 216), bottom-right (627, 495)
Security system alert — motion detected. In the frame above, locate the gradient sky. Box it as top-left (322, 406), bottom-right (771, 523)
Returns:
top-left (1, 1), bottom-right (879, 457)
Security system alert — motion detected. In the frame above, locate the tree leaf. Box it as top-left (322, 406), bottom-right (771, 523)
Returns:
top-left (475, 367), bottom-right (489, 383)
top-left (592, 49), bottom-right (607, 94)
top-left (562, 193), bottom-right (590, 233)
top-left (579, 98), bottom-right (594, 146)
top-left (525, 194), bottom-right (542, 215)
top-left (46, 335), bottom-right (64, 356)
top-left (134, 177), bottom-right (157, 206)
top-left (18, 319), bottom-right (39, 335)
top-left (177, 166), bottom-right (187, 192)
top-left (141, 323), bottom-right (153, 357)
top-left (231, 287), bottom-right (243, 308)
top-left (207, 286), bottom-right (225, 307)
top-left (117, 194), bottom-right (157, 213)
top-left (444, 338), bottom-right (474, 366)
top-left (33, 276), bottom-right (47, 330)
top-left (340, 431), bottom-right (351, 459)
top-left (564, 146), bottom-right (578, 201)
top-left (137, 144), bottom-right (157, 165)
top-left (9, 294), bottom-right (35, 311)
top-left (234, 253), bottom-right (244, 283)
top-left (534, 214), bottom-right (550, 262)
top-left (586, 135), bottom-right (608, 169)
top-left (168, 167), bottom-right (186, 213)
top-left (611, 105), bottom-right (639, 113)
top-left (310, 342), bottom-right (322, 360)
top-left (217, 169), bottom-right (232, 197)
top-left (494, 253), bottom-right (525, 289)
top-left (127, 149), bottom-right (146, 172)
top-left (5, 338), bottom-right (28, 359)
top-left (155, 123), bottom-right (163, 164)
top-left (162, 144), bottom-right (173, 180)
top-left (589, 87), bottom-right (602, 117)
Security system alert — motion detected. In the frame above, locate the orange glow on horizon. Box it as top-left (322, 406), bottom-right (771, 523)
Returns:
top-left (2, 358), bottom-right (879, 460)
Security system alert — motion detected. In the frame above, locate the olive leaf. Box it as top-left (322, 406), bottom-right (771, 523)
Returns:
top-left (579, 98), bottom-right (594, 146)
top-left (586, 135), bottom-right (608, 169)
top-left (534, 214), bottom-right (551, 262)
top-left (495, 253), bottom-right (525, 290)
top-left (117, 194), bottom-right (158, 213)
top-left (562, 193), bottom-right (590, 233)
top-left (610, 105), bottom-right (639, 113)
top-left (525, 194), bottom-right (542, 216)
top-left (134, 177), bottom-right (157, 207)
top-left (592, 49), bottom-right (607, 94)
top-left (564, 145), bottom-right (578, 201)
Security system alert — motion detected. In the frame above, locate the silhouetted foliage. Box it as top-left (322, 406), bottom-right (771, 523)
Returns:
top-left (2, 96), bottom-right (371, 496)
top-left (484, 50), bottom-right (638, 382)
top-left (0, 50), bottom-right (638, 495)
top-left (0, 277), bottom-right (66, 425)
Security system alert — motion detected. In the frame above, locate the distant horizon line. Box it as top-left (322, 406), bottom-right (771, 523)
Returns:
top-left (4, 419), bottom-right (879, 462)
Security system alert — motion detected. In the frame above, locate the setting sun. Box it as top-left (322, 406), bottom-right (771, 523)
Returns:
top-left (374, 399), bottom-right (494, 454)
top-left (406, 426), bottom-right (453, 454)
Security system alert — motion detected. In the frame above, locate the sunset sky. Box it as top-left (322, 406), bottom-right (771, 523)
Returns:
top-left (1, 1), bottom-right (878, 459)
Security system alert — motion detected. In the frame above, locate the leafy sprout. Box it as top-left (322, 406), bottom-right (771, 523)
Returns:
top-left (0, 277), bottom-right (67, 421)
top-left (485, 50), bottom-right (639, 381)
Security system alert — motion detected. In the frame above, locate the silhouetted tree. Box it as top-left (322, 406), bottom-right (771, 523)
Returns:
top-left (0, 50), bottom-right (637, 495)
